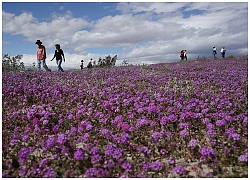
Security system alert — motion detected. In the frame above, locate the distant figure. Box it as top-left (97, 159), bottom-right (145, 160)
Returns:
top-left (212, 46), bottom-right (217, 58)
top-left (35, 40), bottom-right (51, 72)
top-left (180, 50), bottom-right (185, 60)
top-left (87, 58), bottom-right (93, 69)
top-left (220, 47), bottom-right (226, 58)
top-left (50, 44), bottom-right (65, 72)
top-left (184, 50), bottom-right (187, 61)
top-left (93, 60), bottom-right (96, 67)
top-left (80, 60), bottom-right (84, 70)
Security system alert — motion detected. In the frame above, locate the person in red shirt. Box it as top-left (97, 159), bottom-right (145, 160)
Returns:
top-left (35, 40), bottom-right (51, 72)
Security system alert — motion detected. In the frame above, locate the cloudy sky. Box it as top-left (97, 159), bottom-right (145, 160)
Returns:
top-left (2, 2), bottom-right (248, 69)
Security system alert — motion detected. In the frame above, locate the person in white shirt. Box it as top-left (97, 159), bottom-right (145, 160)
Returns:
top-left (212, 46), bottom-right (217, 58)
top-left (220, 47), bottom-right (226, 58)
top-left (87, 58), bottom-right (93, 68)
top-left (184, 50), bottom-right (187, 61)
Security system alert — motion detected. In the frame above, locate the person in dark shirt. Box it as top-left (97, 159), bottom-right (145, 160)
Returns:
top-left (51, 44), bottom-right (65, 72)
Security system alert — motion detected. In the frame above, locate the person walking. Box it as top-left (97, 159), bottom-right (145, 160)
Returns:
top-left (220, 47), bottom-right (226, 58)
top-left (87, 58), bottom-right (93, 68)
top-left (50, 44), bottom-right (65, 72)
top-left (35, 40), bottom-right (51, 72)
top-left (80, 60), bottom-right (84, 70)
top-left (184, 50), bottom-right (187, 61)
top-left (212, 46), bottom-right (217, 58)
top-left (180, 50), bottom-right (185, 61)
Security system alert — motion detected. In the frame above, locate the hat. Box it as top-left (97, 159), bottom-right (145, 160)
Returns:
top-left (55, 44), bottom-right (60, 46)
top-left (35, 40), bottom-right (42, 44)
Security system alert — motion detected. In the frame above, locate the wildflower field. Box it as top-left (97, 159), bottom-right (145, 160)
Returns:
top-left (2, 57), bottom-right (248, 178)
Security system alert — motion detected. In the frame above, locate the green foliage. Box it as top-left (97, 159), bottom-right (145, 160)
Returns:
top-left (2, 54), bottom-right (25, 72)
top-left (228, 54), bottom-right (235, 58)
top-left (96, 55), bottom-right (117, 68)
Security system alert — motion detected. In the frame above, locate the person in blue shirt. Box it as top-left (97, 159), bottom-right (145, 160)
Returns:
top-left (51, 44), bottom-right (65, 72)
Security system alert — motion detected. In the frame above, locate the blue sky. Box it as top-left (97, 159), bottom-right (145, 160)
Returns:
top-left (2, 2), bottom-right (248, 68)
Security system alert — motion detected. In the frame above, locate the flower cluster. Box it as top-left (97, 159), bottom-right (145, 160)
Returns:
top-left (2, 57), bottom-right (248, 177)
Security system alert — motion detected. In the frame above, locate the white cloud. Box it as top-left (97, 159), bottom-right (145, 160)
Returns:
top-left (59, 6), bottom-right (64, 10)
top-left (2, 41), bottom-right (10, 45)
top-left (2, 2), bottom-right (248, 65)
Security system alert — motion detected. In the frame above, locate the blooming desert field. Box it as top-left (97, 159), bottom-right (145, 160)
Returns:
top-left (2, 57), bottom-right (248, 178)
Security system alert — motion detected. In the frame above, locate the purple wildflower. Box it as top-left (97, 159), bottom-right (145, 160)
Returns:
top-left (165, 131), bottom-right (172, 139)
top-left (103, 148), bottom-right (112, 156)
top-left (160, 116), bottom-right (171, 126)
top-left (84, 168), bottom-right (103, 178)
top-left (206, 129), bottom-right (215, 137)
top-left (106, 144), bottom-right (116, 151)
top-left (120, 174), bottom-right (129, 178)
top-left (103, 159), bottom-right (115, 169)
top-left (210, 139), bottom-right (216, 146)
top-left (120, 132), bottom-right (130, 144)
top-left (202, 118), bottom-right (210, 124)
top-left (140, 162), bottom-right (151, 171)
top-left (111, 115), bottom-right (123, 125)
top-left (83, 133), bottom-right (90, 142)
top-left (168, 157), bottom-right (175, 165)
top-left (68, 114), bottom-right (73, 120)
top-left (151, 161), bottom-right (164, 171)
top-left (206, 123), bottom-right (214, 130)
top-left (178, 122), bottom-right (190, 129)
top-left (150, 121), bottom-right (156, 128)
top-left (2, 173), bottom-right (9, 178)
top-left (188, 139), bottom-right (197, 147)
top-left (121, 161), bottom-right (133, 172)
top-left (52, 125), bottom-right (59, 133)
top-left (229, 133), bottom-right (241, 141)
top-left (137, 146), bottom-right (148, 153)
top-left (180, 129), bottom-right (189, 137)
top-left (10, 139), bottom-right (18, 146)
top-left (74, 148), bottom-right (85, 160)
top-left (215, 119), bottom-right (227, 127)
top-left (117, 122), bottom-right (130, 132)
top-left (90, 147), bottom-right (100, 155)
top-left (136, 118), bottom-right (148, 128)
top-left (172, 165), bottom-right (186, 175)
top-left (34, 124), bottom-right (41, 134)
top-left (100, 128), bottom-right (110, 135)
top-left (169, 114), bottom-right (178, 122)
top-left (128, 126), bottom-right (135, 132)
top-left (86, 123), bottom-right (93, 131)
top-left (18, 147), bottom-right (35, 165)
top-left (160, 148), bottom-right (167, 155)
top-left (200, 147), bottom-right (216, 159)
top-left (203, 172), bottom-right (213, 178)
top-left (46, 135), bottom-right (56, 148)
top-left (91, 154), bottom-right (101, 164)
top-left (151, 132), bottom-right (162, 143)
top-left (32, 117), bottom-right (39, 125)
top-left (136, 173), bottom-right (147, 178)
top-left (112, 148), bottom-right (123, 159)
top-left (238, 154), bottom-right (248, 162)
top-left (243, 116), bottom-right (248, 125)
top-left (39, 158), bottom-right (50, 168)
top-left (42, 119), bottom-right (49, 125)
top-left (57, 133), bottom-right (67, 145)
top-left (225, 127), bottom-right (235, 134)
